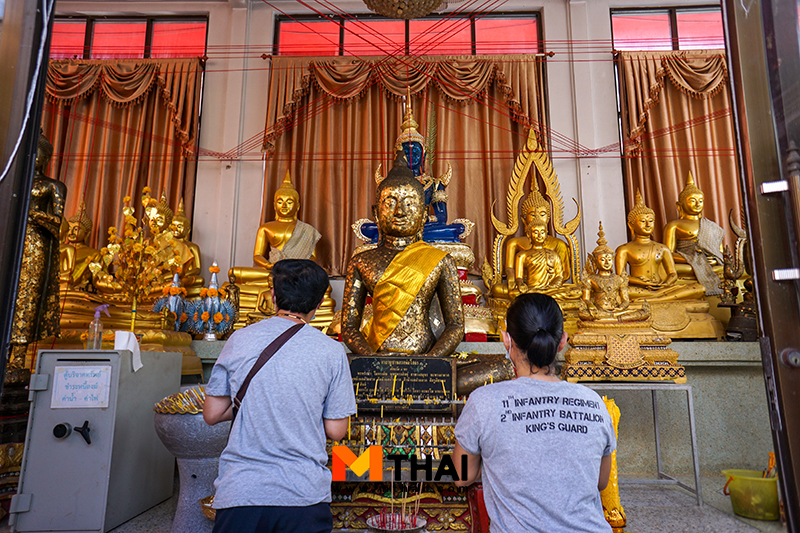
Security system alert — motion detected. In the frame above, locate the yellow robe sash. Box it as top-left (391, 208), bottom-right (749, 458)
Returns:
top-left (362, 241), bottom-right (448, 352)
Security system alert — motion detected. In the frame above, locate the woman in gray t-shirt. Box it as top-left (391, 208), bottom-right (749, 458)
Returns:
top-left (454, 293), bottom-right (615, 533)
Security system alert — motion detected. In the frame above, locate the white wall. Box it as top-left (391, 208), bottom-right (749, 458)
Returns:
top-left (55, 0), bottom-right (717, 280)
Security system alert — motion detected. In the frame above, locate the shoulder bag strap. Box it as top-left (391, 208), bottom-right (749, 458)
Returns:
top-left (232, 322), bottom-right (304, 417)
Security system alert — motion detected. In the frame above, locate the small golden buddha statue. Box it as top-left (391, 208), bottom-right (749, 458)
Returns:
top-left (9, 130), bottom-right (67, 376)
top-left (343, 151), bottom-right (511, 395)
top-left (504, 184), bottom-right (572, 283)
top-left (59, 201), bottom-right (101, 289)
top-left (578, 222), bottom-right (650, 323)
top-left (615, 191), bottom-right (704, 302)
top-left (663, 172), bottom-right (724, 295)
top-left (515, 220), bottom-right (565, 293)
top-left (170, 198), bottom-right (205, 293)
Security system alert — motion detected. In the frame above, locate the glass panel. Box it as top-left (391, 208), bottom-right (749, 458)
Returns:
top-left (410, 18), bottom-right (471, 55)
top-left (151, 21), bottom-right (207, 58)
top-left (475, 17), bottom-right (539, 54)
top-left (611, 12), bottom-right (673, 51)
top-left (279, 20), bottom-right (341, 56)
top-left (51, 20), bottom-right (87, 59)
top-left (676, 10), bottom-right (724, 50)
top-left (343, 19), bottom-right (405, 56)
top-left (91, 20), bottom-right (147, 58)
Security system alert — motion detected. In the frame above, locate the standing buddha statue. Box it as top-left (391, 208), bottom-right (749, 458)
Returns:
top-left (662, 171), bottom-right (724, 295)
top-left (59, 201), bottom-right (100, 289)
top-left (8, 131), bottom-right (67, 377)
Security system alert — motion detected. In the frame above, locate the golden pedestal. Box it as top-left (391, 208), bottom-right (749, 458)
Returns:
top-left (561, 318), bottom-right (686, 383)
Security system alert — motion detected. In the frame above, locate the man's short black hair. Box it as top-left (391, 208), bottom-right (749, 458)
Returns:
top-left (272, 259), bottom-right (329, 314)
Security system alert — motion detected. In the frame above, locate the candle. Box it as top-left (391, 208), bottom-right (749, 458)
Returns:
top-left (441, 380), bottom-right (447, 397)
top-left (374, 379), bottom-right (379, 396)
top-left (400, 380), bottom-right (404, 397)
top-left (392, 375), bottom-right (397, 396)
top-left (356, 382), bottom-right (359, 397)
top-left (347, 417), bottom-right (351, 440)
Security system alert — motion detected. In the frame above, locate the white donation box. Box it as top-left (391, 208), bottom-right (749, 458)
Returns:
top-left (10, 349), bottom-right (182, 532)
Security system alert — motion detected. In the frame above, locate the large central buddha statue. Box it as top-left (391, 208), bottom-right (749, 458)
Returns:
top-left (662, 172), bottom-right (724, 295)
top-left (343, 151), bottom-right (511, 393)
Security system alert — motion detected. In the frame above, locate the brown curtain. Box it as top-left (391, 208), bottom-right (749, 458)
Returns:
top-left (41, 58), bottom-right (203, 249)
top-left (617, 51), bottom-right (741, 247)
top-left (261, 55), bottom-right (547, 276)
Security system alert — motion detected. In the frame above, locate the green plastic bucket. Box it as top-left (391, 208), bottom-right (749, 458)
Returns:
top-left (722, 469), bottom-right (779, 521)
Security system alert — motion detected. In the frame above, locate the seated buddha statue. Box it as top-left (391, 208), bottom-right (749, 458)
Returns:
top-left (356, 92), bottom-right (467, 244)
top-left (229, 170), bottom-right (334, 329)
top-left (615, 191), bottom-right (704, 303)
top-left (342, 151), bottom-right (512, 395)
top-left (663, 172), bottom-right (724, 295)
top-left (59, 201), bottom-right (101, 289)
top-left (515, 220), bottom-right (564, 293)
top-left (578, 222), bottom-right (650, 323)
top-left (505, 184), bottom-right (572, 283)
top-left (169, 198), bottom-right (205, 295)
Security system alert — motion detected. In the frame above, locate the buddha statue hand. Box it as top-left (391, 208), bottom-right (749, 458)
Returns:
top-left (517, 280), bottom-right (529, 294)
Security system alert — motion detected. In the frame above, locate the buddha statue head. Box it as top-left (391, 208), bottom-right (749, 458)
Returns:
top-left (374, 150), bottom-right (426, 239)
top-left (627, 189), bottom-right (656, 238)
top-left (521, 183), bottom-right (551, 227)
top-left (676, 171), bottom-right (704, 218)
top-left (527, 219), bottom-right (549, 248)
top-left (36, 129), bottom-right (53, 174)
top-left (66, 201), bottom-right (93, 245)
top-left (147, 192), bottom-right (174, 236)
top-left (394, 89), bottom-right (425, 174)
top-left (590, 221), bottom-right (614, 273)
top-left (274, 170), bottom-right (300, 221)
top-left (170, 198), bottom-right (190, 240)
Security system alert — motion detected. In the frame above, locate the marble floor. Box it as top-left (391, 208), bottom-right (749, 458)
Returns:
top-left (0, 474), bottom-right (786, 533)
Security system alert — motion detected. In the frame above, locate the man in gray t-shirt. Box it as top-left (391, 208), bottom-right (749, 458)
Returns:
top-left (204, 260), bottom-right (356, 533)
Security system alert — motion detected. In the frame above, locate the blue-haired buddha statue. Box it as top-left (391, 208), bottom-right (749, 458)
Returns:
top-left (354, 95), bottom-right (471, 245)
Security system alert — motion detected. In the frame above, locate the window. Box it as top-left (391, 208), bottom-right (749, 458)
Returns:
top-left (611, 7), bottom-right (724, 51)
top-left (275, 13), bottom-right (541, 56)
top-left (50, 16), bottom-right (208, 59)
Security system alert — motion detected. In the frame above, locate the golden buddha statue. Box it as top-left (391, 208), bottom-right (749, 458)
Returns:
top-left (514, 220), bottom-right (565, 293)
top-left (663, 171), bottom-right (724, 295)
top-left (342, 151), bottom-right (511, 394)
top-left (578, 222), bottom-right (650, 323)
top-left (229, 170), bottom-right (335, 329)
top-left (504, 184), bottom-right (572, 284)
top-left (59, 201), bottom-right (101, 289)
top-left (615, 191), bottom-right (704, 302)
top-left (8, 131), bottom-right (67, 376)
top-left (170, 198), bottom-right (205, 294)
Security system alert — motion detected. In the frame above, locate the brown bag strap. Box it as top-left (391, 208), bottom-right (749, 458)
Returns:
top-left (233, 322), bottom-right (304, 415)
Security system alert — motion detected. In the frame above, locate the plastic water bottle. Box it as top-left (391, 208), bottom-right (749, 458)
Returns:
top-left (87, 304), bottom-right (110, 350)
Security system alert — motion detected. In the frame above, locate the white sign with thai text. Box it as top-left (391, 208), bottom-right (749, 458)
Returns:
top-left (51, 366), bottom-right (112, 409)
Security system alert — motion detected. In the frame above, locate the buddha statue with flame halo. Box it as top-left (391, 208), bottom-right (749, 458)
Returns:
top-left (343, 151), bottom-right (512, 395)
top-left (59, 201), bottom-right (100, 289)
top-left (169, 198), bottom-right (205, 295)
top-left (662, 171), bottom-right (724, 295)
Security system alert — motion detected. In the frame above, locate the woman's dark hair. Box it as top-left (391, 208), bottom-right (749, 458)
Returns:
top-left (506, 293), bottom-right (564, 371)
top-left (272, 259), bottom-right (329, 314)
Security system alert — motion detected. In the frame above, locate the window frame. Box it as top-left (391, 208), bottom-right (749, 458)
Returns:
top-left (52, 14), bottom-right (209, 59)
top-left (273, 11), bottom-right (542, 56)
top-left (610, 6), bottom-right (723, 51)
